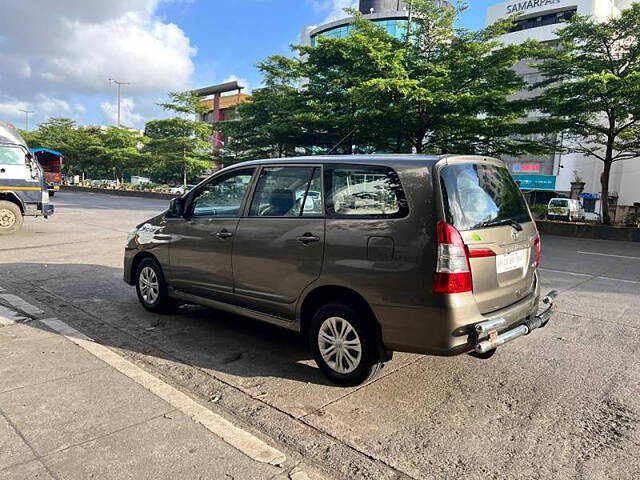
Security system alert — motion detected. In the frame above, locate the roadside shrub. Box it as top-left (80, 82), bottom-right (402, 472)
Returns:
top-left (530, 204), bottom-right (547, 215)
top-left (625, 212), bottom-right (640, 228)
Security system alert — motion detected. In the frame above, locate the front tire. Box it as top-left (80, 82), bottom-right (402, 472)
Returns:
top-left (0, 201), bottom-right (23, 235)
top-left (310, 302), bottom-right (383, 386)
top-left (135, 257), bottom-right (173, 313)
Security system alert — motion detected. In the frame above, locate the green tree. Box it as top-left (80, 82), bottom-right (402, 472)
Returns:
top-left (218, 84), bottom-right (309, 162)
top-left (346, 1), bottom-right (541, 155)
top-left (93, 127), bottom-right (147, 183)
top-left (145, 91), bottom-right (213, 186)
top-left (226, 1), bottom-right (543, 158)
top-left (533, 5), bottom-right (640, 224)
top-left (20, 118), bottom-right (102, 180)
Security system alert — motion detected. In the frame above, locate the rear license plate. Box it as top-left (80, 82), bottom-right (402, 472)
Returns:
top-left (496, 249), bottom-right (526, 274)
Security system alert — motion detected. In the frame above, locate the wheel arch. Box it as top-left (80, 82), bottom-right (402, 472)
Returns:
top-left (0, 192), bottom-right (25, 214)
top-left (298, 285), bottom-right (391, 362)
top-left (130, 251), bottom-right (161, 282)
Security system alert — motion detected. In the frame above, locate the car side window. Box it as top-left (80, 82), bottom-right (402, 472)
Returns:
top-left (249, 166), bottom-right (323, 217)
top-left (191, 168), bottom-right (255, 217)
top-left (326, 166), bottom-right (408, 218)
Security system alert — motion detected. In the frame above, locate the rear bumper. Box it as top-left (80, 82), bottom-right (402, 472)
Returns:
top-left (473, 291), bottom-right (558, 354)
top-left (375, 273), bottom-right (543, 355)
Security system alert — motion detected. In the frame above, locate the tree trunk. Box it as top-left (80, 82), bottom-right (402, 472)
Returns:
top-left (600, 160), bottom-right (613, 225)
top-left (183, 146), bottom-right (187, 188)
top-left (600, 135), bottom-right (615, 225)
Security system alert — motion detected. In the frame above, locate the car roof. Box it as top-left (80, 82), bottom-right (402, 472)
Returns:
top-left (230, 154), bottom-right (495, 169)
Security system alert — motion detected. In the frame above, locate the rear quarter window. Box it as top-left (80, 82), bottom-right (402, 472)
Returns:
top-left (440, 163), bottom-right (531, 231)
top-left (325, 165), bottom-right (408, 218)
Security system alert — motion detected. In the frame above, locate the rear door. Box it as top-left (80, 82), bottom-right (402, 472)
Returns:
top-left (439, 160), bottom-right (538, 314)
top-left (231, 165), bottom-right (325, 319)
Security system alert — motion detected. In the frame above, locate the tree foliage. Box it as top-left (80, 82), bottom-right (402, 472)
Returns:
top-left (145, 91), bottom-right (213, 186)
top-left (533, 4), bottom-right (640, 224)
top-left (221, 1), bottom-right (545, 160)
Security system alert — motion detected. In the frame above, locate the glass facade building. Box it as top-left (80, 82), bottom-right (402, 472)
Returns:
top-left (311, 18), bottom-right (410, 46)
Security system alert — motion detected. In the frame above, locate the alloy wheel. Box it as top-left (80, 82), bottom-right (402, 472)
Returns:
top-left (139, 266), bottom-right (159, 305)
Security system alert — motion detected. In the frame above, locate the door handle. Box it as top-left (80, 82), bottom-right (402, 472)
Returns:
top-left (297, 233), bottom-right (320, 244)
top-left (216, 229), bottom-right (233, 239)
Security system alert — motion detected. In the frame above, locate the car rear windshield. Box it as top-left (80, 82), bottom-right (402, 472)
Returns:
top-left (440, 163), bottom-right (531, 231)
top-left (549, 199), bottom-right (568, 207)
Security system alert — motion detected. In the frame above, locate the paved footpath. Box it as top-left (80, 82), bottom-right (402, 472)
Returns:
top-left (0, 287), bottom-right (323, 480)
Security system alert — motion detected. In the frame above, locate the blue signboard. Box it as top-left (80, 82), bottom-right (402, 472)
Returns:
top-left (512, 174), bottom-right (557, 190)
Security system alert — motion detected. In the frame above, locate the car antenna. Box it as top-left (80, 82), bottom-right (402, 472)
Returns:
top-left (327, 126), bottom-right (357, 154)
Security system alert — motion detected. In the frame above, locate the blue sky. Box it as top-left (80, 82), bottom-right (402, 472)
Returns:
top-left (0, 0), bottom-right (496, 130)
top-left (158, 0), bottom-right (494, 95)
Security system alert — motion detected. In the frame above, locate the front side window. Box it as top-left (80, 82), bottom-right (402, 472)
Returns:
top-left (326, 166), bottom-right (408, 218)
top-left (250, 166), bottom-right (323, 217)
top-left (191, 168), bottom-right (255, 217)
top-left (440, 163), bottom-right (531, 231)
top-left (0, 146), bottom-right (26, 165)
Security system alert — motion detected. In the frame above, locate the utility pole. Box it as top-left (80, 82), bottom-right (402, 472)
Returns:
top-left (18, 109), bottom-right (34, 131)
top-left (108, 78), bottom-right (130, 127)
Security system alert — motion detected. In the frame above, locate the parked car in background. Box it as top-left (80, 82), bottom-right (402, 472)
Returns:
top-left (547, 198), bottom-right (585, 222)
top-left (124, 155), bottom-right (557, 386)
top-left (169, 185), bottom-right (195, 195)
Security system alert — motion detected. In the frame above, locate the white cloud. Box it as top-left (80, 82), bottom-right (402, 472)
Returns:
top-left (0, 94), bottom-right (85, 127)
top-left (100, 98), bottom-right (144, 127)
top-left (0, 0), bottom-right (196, 127)
top-left (307, 0), bottom-right (358, 23)
top-left (223, 75), bottom-right (251, 94)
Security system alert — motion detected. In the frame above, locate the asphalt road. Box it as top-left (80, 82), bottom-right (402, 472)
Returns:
top-left (2, 191), bottom-right (639, 480)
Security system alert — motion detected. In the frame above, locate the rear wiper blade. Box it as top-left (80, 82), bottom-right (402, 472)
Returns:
top-left (478, 219), bottom-right (523, 231)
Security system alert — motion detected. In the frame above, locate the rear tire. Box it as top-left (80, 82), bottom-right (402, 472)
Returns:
top-left (135, 257), bottom-right (174, 313)
top-left (0, 201), bottom-right (23, 235)
top-left (309, 302), bottom-right (384, 386)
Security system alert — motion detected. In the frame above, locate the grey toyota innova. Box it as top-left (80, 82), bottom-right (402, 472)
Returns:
top-left (124, 155), bottom-right (557, 385)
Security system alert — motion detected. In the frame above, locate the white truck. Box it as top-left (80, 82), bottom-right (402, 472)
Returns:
top-left (0, 122), bottom-right (54, 234)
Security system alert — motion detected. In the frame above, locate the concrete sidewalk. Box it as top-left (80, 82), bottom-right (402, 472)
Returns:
top-left (0, 318), bottom-right (285, 480)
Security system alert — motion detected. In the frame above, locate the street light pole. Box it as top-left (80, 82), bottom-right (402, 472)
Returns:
top-left (108, 78), bottom-right (130, 127)
top-left (18, 109), bottom-right (35, 131)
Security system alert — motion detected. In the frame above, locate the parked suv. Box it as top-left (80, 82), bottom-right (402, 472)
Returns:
top-left (124, 155), bottom-right (557, 385)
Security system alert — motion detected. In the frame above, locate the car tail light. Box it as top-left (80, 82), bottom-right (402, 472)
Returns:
top-left (533, 235), bottom-right (541, 269)
top-left (433, 221), bottom-right (473, 294)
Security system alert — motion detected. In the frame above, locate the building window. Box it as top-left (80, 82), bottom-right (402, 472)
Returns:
top-left (311, 18), bottom-right (410, 45)
top-left (509, 8), bottom-right (577, 33)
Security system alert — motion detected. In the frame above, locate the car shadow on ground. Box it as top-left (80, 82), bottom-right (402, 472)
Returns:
top-left (3, 262), bottom-right (333, 387)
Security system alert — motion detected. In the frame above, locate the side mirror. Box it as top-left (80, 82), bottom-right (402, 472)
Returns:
top-left (168, 197), bottom-right (185, 217)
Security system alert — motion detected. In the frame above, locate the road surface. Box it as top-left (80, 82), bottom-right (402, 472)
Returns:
top-left (1, 191), bottom-right (639, 479)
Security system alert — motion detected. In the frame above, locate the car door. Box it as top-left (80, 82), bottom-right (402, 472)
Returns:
top-left (166, 167), bottom-right (256, 300)
top-left (231, 165), bottom-right (325, 319)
